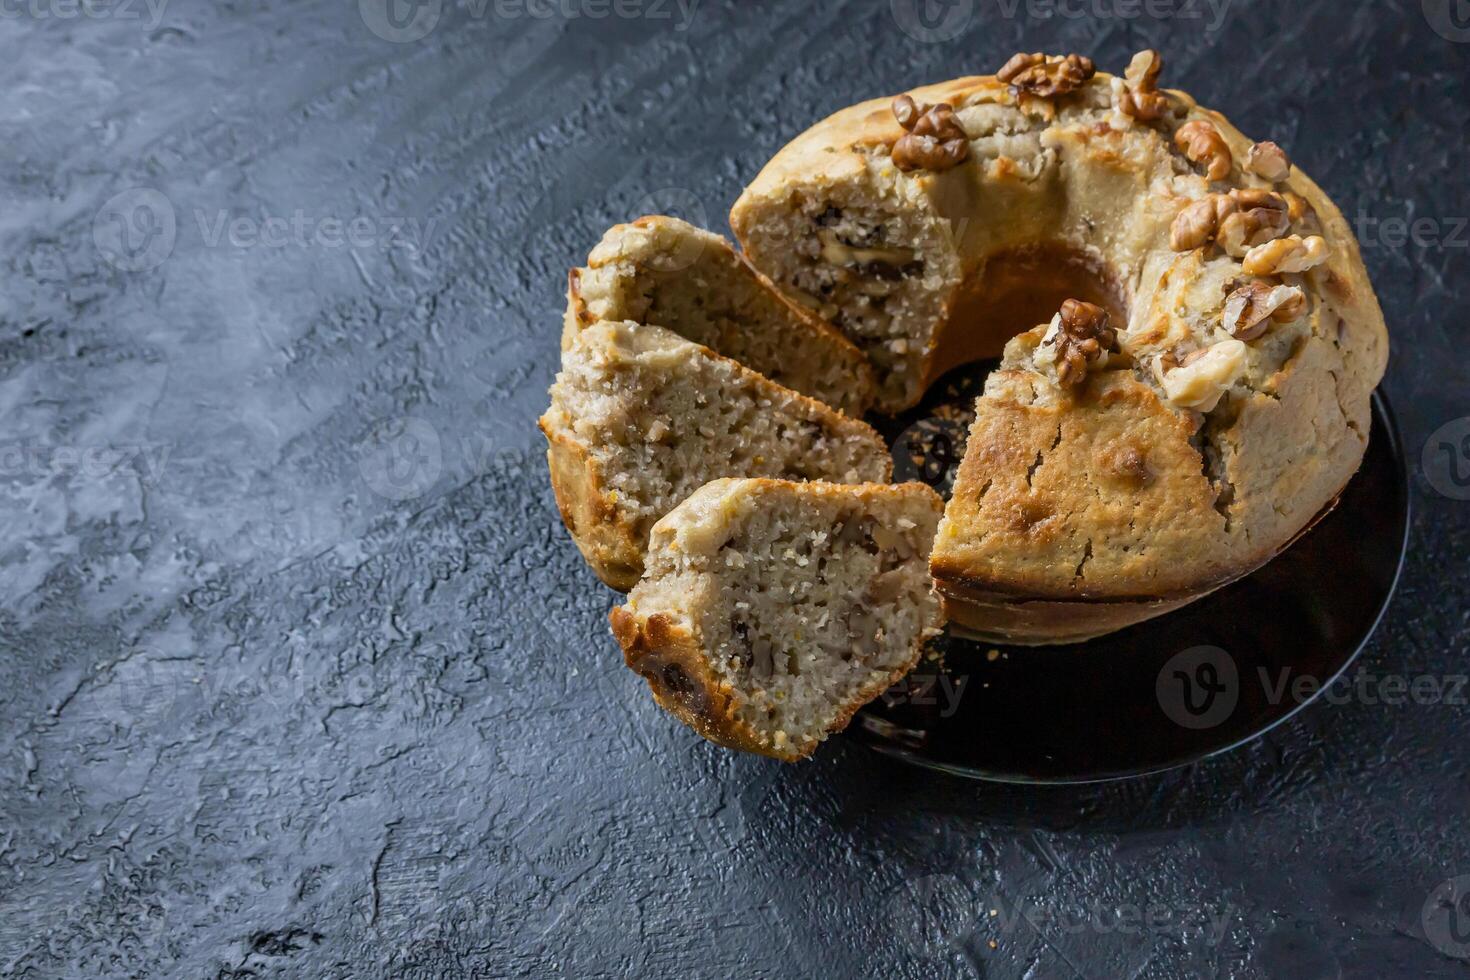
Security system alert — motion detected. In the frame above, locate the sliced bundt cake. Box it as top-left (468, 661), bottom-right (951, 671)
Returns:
top-left (612, 478), bottom-right (943, 761)
top-left (540, 321), bottom-right (892, 591)
top-left (565, 215), bottom-right (875, 415)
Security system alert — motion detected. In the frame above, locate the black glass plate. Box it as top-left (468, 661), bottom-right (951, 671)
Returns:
top-left (852, 364), bottom-right (1409, 784)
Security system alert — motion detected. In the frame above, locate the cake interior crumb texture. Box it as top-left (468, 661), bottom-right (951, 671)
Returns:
top-left (625, 479), bottom-right (942, 759)
top-left (572, 216), bottom-right (873, 415)
top-left (546, 320), bottom-right (891, 553)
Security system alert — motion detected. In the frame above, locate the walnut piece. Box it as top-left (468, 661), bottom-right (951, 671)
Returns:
top-left (1246, 141), bottom-right (1292, 182)
top-left (997, 52), bottom-right (1097, 98)
top-left (1222, 280), bottom-right (1308, 341)
top-left (1115, 49), bottom-right (1169, 122)
top-left (1157, 339), bottom-right (1248, 413)
top-left (891, 95), bottom-right (970, 173)
top-left (1171, 194), bottom-right (1238, 251)
top-left (1242, 234), bottom-right (1330, 276)
top-left (1044, 299), bottom-right (1117, 389)
top-left (1216, 189), bottom-right (1291, 257)
top-left (1175, 120), bottom-right (1233, 181)
top-left (1170, 189), bottom-right (1288, 254)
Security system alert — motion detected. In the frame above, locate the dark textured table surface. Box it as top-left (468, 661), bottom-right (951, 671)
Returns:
top-left (2, 1), bottom-right (1468, 977)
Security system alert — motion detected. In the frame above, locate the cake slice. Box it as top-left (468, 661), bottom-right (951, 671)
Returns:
top-left (611, 478), bottom-right (944, 761)
top-left (540, 322), bottom-right (893, 591)
top-left (565, 215), bottom-right (875, 415)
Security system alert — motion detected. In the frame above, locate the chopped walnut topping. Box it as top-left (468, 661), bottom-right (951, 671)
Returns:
top-left (891, 95), bottom-right (970, 173)
top-left (1044, 299), bottom-right (1117, 389)
top-left (1246, 141), bottom-right (1292, 182)
top-left (1157, 339), bottom-right (1248, 412)
top-left (1282, 191), bottom-right (1318, 227)
top-left (1174, 120), bottom-right (1233, 181)
top-left (1216, 189), bottom-right (1290, 257)
top-left (1222, 280), bottom-right (1308, 341)
top-left (1242, 234), bottom-right (1330, 276)
top-left (1170, 189), bottom-right (1289, 254)
top-left (1170, 194), bottom-right (1238, 252)
top-left (997, 52), bottom-right (1097, 98)
top-left (1115, 49), bottom-right (1169, 122)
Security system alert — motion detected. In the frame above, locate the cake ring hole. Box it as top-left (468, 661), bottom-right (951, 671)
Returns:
top-left (925, 242), bottom-right (1130, 383)
top-left (880, 242), bottom-right (1130, 498)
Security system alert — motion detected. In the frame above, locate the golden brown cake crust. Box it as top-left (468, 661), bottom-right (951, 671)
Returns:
top-left (539, 417), bottom-right (645, 592)
top-left (615, 603), bottom-right (925, 761)
top-left (730, 56), bottom-right (1388, 644)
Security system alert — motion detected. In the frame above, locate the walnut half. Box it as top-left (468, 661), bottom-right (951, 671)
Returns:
top-left (1156, 339), bottom-right (1248, 413)
top-left (1115, 49), bottom-right (1169, 122)
top-left (1242, 235), bottom-right (1330, 276)
top-left (891, 95), bottom-right (970, 173)
top-left (998, 52), bottom-right (1097, 98)
top-left (1170, 189), bottom-right (1288, 254)
top-left (1246, 141), bottom-right (1292, 182)
top-left (1222, 280), bottom-right (1308, 341)
top-left (1216, 189), bottom-right (1291, 257)
top-left (1044, 299), bottom-right (1118, 389)
top-left (1175, 120), bottom-right (1233, 182)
